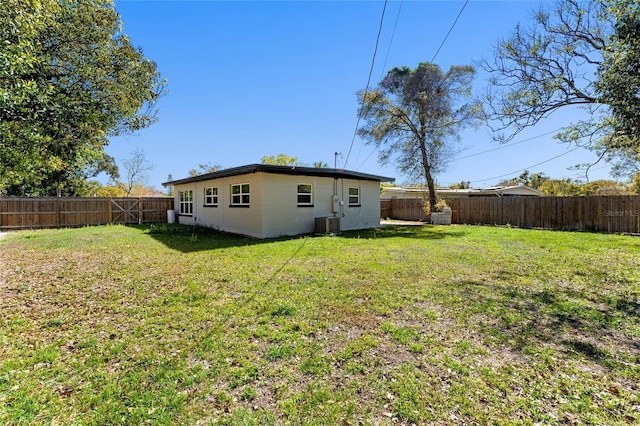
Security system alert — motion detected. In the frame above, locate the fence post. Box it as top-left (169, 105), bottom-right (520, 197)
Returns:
top-left (139, 198), bottom-right (143, 224)
top-left (55, 198), bottom-right (60, 228)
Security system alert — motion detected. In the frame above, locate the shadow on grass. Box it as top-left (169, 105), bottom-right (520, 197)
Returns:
top-left (453, 279), bottom-right (639, 371)
top-left (138, 223), bottom-right (467, 252)
top-left (137, 223), bottom-right (273, 252)
top-left (341, 224), bottom-right (468, 240)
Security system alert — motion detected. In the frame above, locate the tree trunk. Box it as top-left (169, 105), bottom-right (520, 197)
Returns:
top-left (418, 136), bottom-right (437, 212)
top-left (424, 165), bottom-right (437, 213)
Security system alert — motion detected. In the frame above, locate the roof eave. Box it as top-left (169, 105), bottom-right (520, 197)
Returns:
top-left (162, 164), bottom-right (395, 187)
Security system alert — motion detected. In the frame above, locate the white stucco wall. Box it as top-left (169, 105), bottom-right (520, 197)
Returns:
top-left (173, 172), bottom-right (382, 238)
top-left (259, 173), bottom-right (337, 238)
top-left (337, 178), bottom-right (382, 231)
top-left (173, 173), bottom-right (263, 238)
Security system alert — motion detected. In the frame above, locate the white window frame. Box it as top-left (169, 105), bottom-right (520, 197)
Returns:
top-left (231, 183), bottom-right (250, 206)
top-left (297, 183), bottom-right (313, 206)
top-left (348, 187), bottom-right (360, 206)
top-left (179, 190), bottom-right (193, 215)
top-left (204, 187), bottom-right (218, 206)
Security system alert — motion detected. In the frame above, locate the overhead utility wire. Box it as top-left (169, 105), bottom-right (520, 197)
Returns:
top-left (354, 0), bottom-right (404, 171)
top-left (358, 125), bottom-right (557, 171)
top-left (456, 130), bottom-right (559, 160)
top-left (344, 0), bottom-right (388, 169)
top-left (439, 163), bottom-right (610, 187)
top-left (354, 0), bottom-right (468, 170)
top-left (379, 0), bottom-right (404, 79)
top-left (431, 0), bottom-right (469, 62)
top-left (470, 146), bottom-right (582, 184)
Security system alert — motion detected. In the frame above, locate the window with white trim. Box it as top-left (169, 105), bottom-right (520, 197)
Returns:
top-left (348, 187), bottom-right (360, 206)
top-left (179, 190), bottom-right (193, 214)
top-left (297, 184), bottom-right (312, 206)
top-left (204, 187), bottom-right (218, 206)
top-left (231, 183), bottom-right (250, 206)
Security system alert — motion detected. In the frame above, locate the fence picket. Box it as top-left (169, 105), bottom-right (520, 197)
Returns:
top-left (0, 197), bottom-right (173, 231)
top-left (382, 196), bottom-right (640, 234)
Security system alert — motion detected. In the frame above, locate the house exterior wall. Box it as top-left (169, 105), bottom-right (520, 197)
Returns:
top-left (259, 173), bottom-right (336, 237)
top-left (337, 178), bottom-right (382, 231)
top-left (173, 172), bottom-right (264, 238)
top-left (172, 172), bottom-right (382, 238)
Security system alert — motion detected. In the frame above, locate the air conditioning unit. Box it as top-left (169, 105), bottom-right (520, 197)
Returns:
top-left (315, 216), bottom-right (340, 235)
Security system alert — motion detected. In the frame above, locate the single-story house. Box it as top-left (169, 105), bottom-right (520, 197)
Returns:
top-left (381, 185), bottom-right (544, 199)
top-left (163, 164), bottom-right (395, 239)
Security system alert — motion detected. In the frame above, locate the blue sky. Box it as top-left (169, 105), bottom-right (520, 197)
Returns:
top-left (108, 0), bottom-right (614, 189)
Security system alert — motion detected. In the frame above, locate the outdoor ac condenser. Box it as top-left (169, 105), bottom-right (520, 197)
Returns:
top-left (315, 216), bottom-right (340, 235)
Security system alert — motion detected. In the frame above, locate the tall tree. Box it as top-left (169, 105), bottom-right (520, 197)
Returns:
top-left (118, 148), bottom-right (152, 197)
top-left (0, 0), bottom-right (165, 196)
top-left (483, 0), bottom-right (640, 176)
top-left (357, 62), bottom-right (482, 212)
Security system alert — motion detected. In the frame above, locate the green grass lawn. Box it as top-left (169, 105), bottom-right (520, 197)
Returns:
top-left (1, 224), bottom-right (639, 425)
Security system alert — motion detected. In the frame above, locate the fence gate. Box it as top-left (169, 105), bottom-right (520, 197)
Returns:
top-left (110, 198), bottom-right (141, 224)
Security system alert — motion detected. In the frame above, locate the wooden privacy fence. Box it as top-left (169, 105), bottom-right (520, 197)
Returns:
top-left (381, 196), bottom-right (640, 234)
top-left (0, 197), bottom-right (174, 231)
top-left (380, 198), bottom-right (428, 221)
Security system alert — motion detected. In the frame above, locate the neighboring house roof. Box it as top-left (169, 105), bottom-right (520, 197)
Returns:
top-left (382, 185), bottom-right (544, 198)
top-left (163, 164), bottom-right (395, 186)
top-left (437, 185), bottom-right (544, 197)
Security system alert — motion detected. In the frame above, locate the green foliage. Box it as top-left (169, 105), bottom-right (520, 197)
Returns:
top-left (497, 170), bottom-right (633, 196)
top-left (188, 162), bottom-right (222, 177)
top-left (538, 179), bottom-right (582, 196)
top-left (260, 154), bottom-right (299, 166)
top-left (578, 179), bottom-right (629, 195)
top-left (597, 0), bottom-right (640, 142)
top-left (449, 180), bottom-right (470, 189)
top-left (498, 170), bottom-right (550, 189)
top-left (630, 173), bottom-right (640, 194)
top-left (0, 0), bottom-right (165, 196)
top-left (358, 62), bottom-right (482, 212)
top-left (423, 198), bottom-right (449, 215)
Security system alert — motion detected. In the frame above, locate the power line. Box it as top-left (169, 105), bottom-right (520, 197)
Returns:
top-left (349, 0), bottom-right (469, 170)
top-left (344, 0), bottom-right (388, 169)
top-left (357, 128), bottom-right (559, 172)
top-left (438, 164), bottom-right (611, 187)
top-left (356, 145), bottom-right (379, 171)
top-left (379, 0), bottom-right (403, 79)
top-left (351, 0), bottom-right (468, 170)
top-left (431, 0), bottom-right (469, 63)
top-left (456, 130), bottom-right (558, 160)
top-left (470, 146), bottom-right (582, 184)
top-left (353, 1), bottom-right (403, 171)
